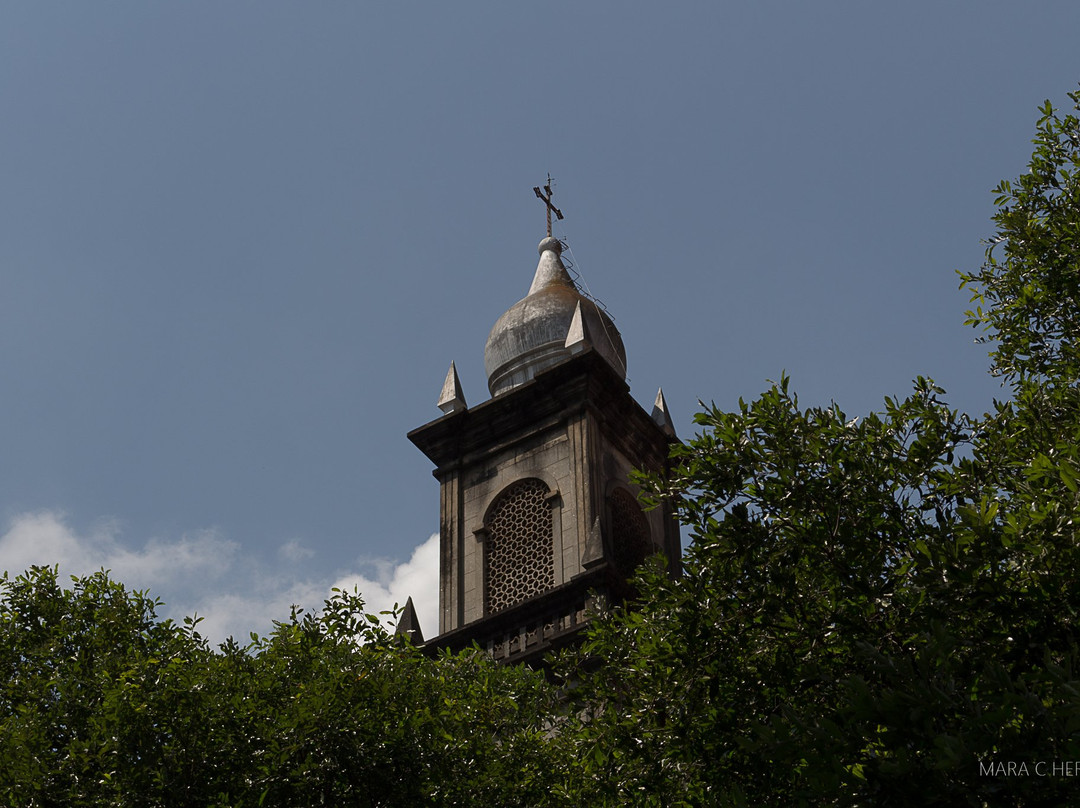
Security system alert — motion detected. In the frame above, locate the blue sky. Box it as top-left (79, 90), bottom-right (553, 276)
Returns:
top-left (1, 3), bottom-right (1078, 642)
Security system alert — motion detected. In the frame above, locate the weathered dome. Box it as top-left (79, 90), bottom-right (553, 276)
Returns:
top-left (484, 237), bottom-right (626, 396)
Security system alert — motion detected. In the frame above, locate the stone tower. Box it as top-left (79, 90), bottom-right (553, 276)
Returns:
top-left (408, 233), bottom-right (680, 665)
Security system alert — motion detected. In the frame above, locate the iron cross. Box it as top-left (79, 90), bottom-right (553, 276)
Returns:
top-left (533, 175), bottom-right (564, 237)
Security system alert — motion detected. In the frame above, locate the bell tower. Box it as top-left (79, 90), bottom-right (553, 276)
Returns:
top-left (408, 198), bottom-right (680, 665)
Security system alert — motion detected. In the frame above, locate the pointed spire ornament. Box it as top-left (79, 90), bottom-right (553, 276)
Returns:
top-left (651, 387), bottom-right (676, 437)
top-left (437, 361), bottom-right (467, 414)
top-left (395, 596), bottom-right (425, 644)
top-left (581, 515), bottom-right (605, 568)
top-left (564, 300), bottom-right (590, 354)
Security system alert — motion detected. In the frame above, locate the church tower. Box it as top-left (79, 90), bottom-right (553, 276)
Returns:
top-left (408, 197), bottom-right (680, 665)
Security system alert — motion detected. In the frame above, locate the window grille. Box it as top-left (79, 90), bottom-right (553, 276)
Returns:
top-left (610, 487), bottom-right (653, 578)
top-left (484, 478), bottom-right (554, 613)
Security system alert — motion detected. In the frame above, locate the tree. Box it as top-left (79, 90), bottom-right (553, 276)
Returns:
top-left (0, 566), bottom-right (559, 807)
top-left (553, 89), bottom-right (1080, 807)
top-left (961, 91), bottom-right (1080, 386)
top-left (0, 566), bottom-right (235, 805)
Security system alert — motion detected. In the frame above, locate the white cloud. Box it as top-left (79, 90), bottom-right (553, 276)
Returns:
top-left (330, 533), bottom-right (440, 642)
top-left (278, 539), bottom-right (315, 563)
top-left (108, 531), bottom-right (238, 589)
top-left (0, 510), bottom-right (95, 574)
top-left (0, 510), bottom-right (440, 647)
top-left (177, 578), bottom-right (330, 645)
top-left (0, 511), bottom-right (237, 589)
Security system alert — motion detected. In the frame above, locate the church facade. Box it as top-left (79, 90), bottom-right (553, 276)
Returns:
top-left (407, 223), bottom-right (680, 666)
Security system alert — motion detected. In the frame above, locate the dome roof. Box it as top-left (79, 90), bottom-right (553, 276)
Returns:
top-left (484, 237), bottom-right (626, 396)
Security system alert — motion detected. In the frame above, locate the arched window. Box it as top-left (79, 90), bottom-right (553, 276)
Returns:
top-left (484, 478), bottom-right (554, 614)
top-left (609, 487), bottom-right (654, 578)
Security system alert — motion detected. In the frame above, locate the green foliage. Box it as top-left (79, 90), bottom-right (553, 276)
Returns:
top-left (0, 568), bottom-right (558, 807)
top-left (0, 566), bottom-right (218, 806)
top-left (960, 88), bottom-right (1080, 385)
top-left (556, 382), bottom-right (1080, 805)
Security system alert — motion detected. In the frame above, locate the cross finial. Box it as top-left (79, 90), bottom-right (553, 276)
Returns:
top-left (533, 174), bottom-right (564, 238)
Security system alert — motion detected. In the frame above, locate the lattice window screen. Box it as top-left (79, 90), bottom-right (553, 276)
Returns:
top-left (610, 487), bottom-right (653, 578)
top-left (485, 478), bottom-right (554, 614)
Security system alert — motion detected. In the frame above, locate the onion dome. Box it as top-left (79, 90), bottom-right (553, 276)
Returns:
top-left (484, 237), bottom-right (626, 396)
